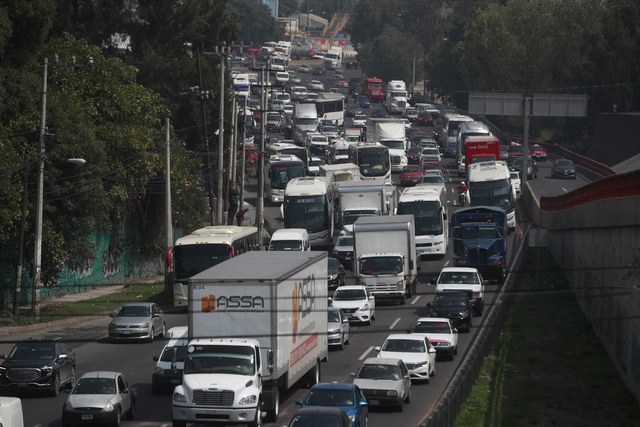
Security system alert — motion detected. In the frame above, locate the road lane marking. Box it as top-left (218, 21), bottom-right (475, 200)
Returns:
top-left (443, 259), bottom-right (451, 267)
top-left (411, 296), bottom-right (420, 304)
top-left (389, 317), bottom-right (401, 329)
top-left (359, 346), bottom-right (374, 360)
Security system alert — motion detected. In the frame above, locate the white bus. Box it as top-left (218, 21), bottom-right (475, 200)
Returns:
top-left (282, 177), bottom-right (334, 249)
top-left (171, 226), bottom-right (259, 307)
top-left (348, 142), bottom-right (391, 183)
top-left (315, 93), bottom-right (345, 126)
top-left (445, 113), bottom-right (474, 147)
top-left (467, 160), bottom-right (516, 230)
top-left (264, 154), bottom-right (307, 203)
top-left (396, 186), bottom-right (448, 258)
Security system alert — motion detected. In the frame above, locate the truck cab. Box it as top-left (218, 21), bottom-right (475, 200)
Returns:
top-left (172, 338), bottom-right (272, 427)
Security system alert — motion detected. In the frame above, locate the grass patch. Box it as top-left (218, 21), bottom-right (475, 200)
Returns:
top-left (0, 282), bottom-right (171, 327)
top-left (456, 249), bottom-right (640, 427)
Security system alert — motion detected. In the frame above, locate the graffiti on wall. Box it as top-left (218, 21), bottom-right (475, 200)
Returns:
top-left (102, 246), bottom-right (121, 278)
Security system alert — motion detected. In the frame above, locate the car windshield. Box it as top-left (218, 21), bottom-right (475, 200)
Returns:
top-left (421, 174), bottom-right (444, 184)
top-left (160, 345), bottom-right (187, 363)
top-left (289, 414), bottom-right (344, 427)
top-left (304, 389), bottom-right (354, 406)
top-left (333, 289), bottom-right (365, 301)
top-left (357, 364), bottom-right (401, 380)
top-left (413, 321), bottom-right (451, 334)
top-left (328, 310), bottom-right (341, 323)
top-left (382, 339), bottom-right (425, 353)
top-left (9, 342), bottom-right (55, 360)
top-left (403, 166), bottom-right (422, 173)
top-left (438, 272), bottom-right (480, 284)
top-left (433, 294), bottom-right (468, 307)
top-left (557, 160), bottom-right (573, 167)
top-left (73, 378), bottom-right (117, 395)
top-left (117, 305), bottom-right (150, 317)
top-left (328, 258), bottom-right (339, 273)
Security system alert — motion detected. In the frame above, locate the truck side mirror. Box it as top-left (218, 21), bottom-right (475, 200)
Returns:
top-left (267, 349), bottom-right (274, 375)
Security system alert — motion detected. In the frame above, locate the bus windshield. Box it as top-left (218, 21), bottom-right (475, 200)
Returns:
top-left (357, 147), bottom-right (390, 177)
top-left (283, 195), bottom-right (327, 232)
top-left (174, 244), bottom-right (231, 280)
top-left (269, 164), bottom-right (306, 190)
top-left (396, 201), bottom-right (443, 235)
top-left (469, 178), bottom-right (513, 211)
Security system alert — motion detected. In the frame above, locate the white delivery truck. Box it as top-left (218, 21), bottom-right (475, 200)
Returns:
top-left (366, 118), bottom-right (408, 173)
top-left (353, 215), bottom-right (417, 304)
top-left (319, 163), bottom-right (361, 184)
top-left (323, 46), bottom-right (343, 70)
top-left (335, 180), bottom-right (387, 235)
top-left (384, 80), bottom-right (408, 114)
top-left (172, 251), bottom-right (328, 427)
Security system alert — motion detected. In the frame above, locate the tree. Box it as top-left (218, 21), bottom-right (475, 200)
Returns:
top-left (227, 0), bottom-right (282, 45)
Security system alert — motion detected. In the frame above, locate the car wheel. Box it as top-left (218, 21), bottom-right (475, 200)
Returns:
top-left (69, 366), bottom-right (76, 388)
top-left (338, 333), bottom-right (344, 350)
top-left (51, 373), bottom-right (61, 396)
top-left (404, 388), bottom-right (411, 403)
top-left (160, 322), bottom-right (166, 338)
top-left (149, 328), bottom-right (155, 343)
top-left (424, 366), bottom-right (430, 384)
top-left (454, 346), bottom-right (458, 356)
top-left (113, 408), bottom-right (121, 427)
top-left (126, 398), bottom-right (136, 420)
top-left (397, 401), bottom-right (404, 412)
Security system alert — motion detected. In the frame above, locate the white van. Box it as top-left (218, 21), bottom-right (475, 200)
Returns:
top-left (151, 326), bottom-right (188, 394)
top-left (0, 397), bottom-right (24, 427)
top-left (268, 228), bottom-right (310, 251)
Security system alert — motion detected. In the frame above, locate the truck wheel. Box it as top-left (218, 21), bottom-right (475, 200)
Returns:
top-left (306, 360), bottom-right (321, 388)
top-left (248, 401), bottom-right (262, 427)
top-left (264, 388), bottom-right (279, 423)
top-left (172, 420), bottom-right (187, 427)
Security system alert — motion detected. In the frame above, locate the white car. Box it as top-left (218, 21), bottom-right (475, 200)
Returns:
top-left (61, 371), bottom-right (136, 426)
top-left (327, 307), bottom-right (350, 349)
top-left (458, 156), bottom-right (466, 176)
top-left (431, 267), bottom-right (484, 316)
top-left (510, 170), bottom-right (522, 193)
top-left (352, 357), bottom-right (411, 411)
top-left (308, 80), bottom-right (325, 92)
top-left (290, 86), bottom-right (308, 101)
top-left (274, 71), bottom-right (289, 86)
top-left (298, 64), bottom-right (312, 73)
top-left (330, 285), bottom-right (376, 325)
top-left (409, 318), bottom-right (458, 360)
top-left (375, 334), bottom-right (437, 383)
top-left (352, 114), bottom-right (367, 128)
top-left (307, 156), bottom-right (324, 176)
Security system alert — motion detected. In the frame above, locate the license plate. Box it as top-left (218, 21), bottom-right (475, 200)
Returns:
top-left (345, 256), bottom-right (352, 260)
top-left (82, 414), bottom-right (93, 421)
top-left (369, 400), bottom-right (380, 406)
top-left (17, 383), bottom-right (27, 388)
top-left (122, 330), bottom-right (133, 334)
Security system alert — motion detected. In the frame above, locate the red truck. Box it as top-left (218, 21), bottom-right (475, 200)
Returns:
top-left (464, 136), bottom-right (501, 170)
top-left (362, 77), bottom-right (384, 102)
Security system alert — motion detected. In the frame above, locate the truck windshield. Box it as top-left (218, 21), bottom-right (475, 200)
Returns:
top-left (359, 256), bottom-right (403, 275)
top-left (396, 201), bottom-right (443, 235)
top-left (269, 240), bottom-right (302, 251)
top-left (283, 195), bottom-right (328, 233)
top-left (357, 147), bottom-right (390, 177)
top-left (343, 209), bottom-right (378, 225)
top-left (296, 117), bottom-right (318, 126)
top-left (460, 226), bottom-right (497, 239)
top-left (469, 179), bottom-right (513, 211)
top-left (184, 345), bottom-right (255, 376)
top-left (380, 140), bottom-right (405, 150)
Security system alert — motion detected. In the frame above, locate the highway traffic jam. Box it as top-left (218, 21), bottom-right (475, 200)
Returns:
top-left (0, 39), bottom-right (584, 427)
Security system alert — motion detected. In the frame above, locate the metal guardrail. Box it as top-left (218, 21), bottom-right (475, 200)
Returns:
top-left (420, 225), bottom-right (530, 427)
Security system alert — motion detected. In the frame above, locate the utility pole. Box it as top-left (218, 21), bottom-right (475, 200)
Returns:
top-left (230, 100), bottom-right (238, 197)
top-left (164, 117), bottom-right (173, 293)
top-left (239, 96), bottom-right (247, 211)
top-left (217, 47), bottom-right (226, 225)
top-left (196, 50), bottom-right (215, 226)
top-left (255, 68), bottom-right (267, 249)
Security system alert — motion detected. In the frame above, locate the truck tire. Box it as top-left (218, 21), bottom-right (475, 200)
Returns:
top-left (247, 401), bottom-right (262, 427)
top-left (264, 387), bottom-right (279, 423)
top-left (306, 360), bottom-right (321, 388)
top-left (172, 421), bottom-right (187, 427)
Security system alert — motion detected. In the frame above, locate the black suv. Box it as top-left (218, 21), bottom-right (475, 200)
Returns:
top-left (0, 339), bottom-right (76, 396)
top-left (426, 291), bottom-right (473, 332)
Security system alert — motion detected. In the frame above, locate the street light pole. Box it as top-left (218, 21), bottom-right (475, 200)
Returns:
top-left (32, 57), bottom-right (48, 318)
top-left (217, 47), bottom-right (226, 225)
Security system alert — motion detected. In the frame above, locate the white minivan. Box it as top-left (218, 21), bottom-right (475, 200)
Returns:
top-left (268, 228), bottom-right (310, 251)
top-left (151, 326), bottom-right (188, 394)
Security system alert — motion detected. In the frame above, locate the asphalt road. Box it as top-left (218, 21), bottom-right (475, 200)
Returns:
top-left (0, 62), bottom-right (590, 427)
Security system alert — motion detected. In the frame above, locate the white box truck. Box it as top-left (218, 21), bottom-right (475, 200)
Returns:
top-left (353, 215), bottom-right (417, 304)
top-left (172, 251), bottom-right (328, 427)
top-left (324, 46), bottom-right (343, 70)
top-left (366, 118), bottom-right (408, 173)
top-left (335, 180), bottom-right (387, 235)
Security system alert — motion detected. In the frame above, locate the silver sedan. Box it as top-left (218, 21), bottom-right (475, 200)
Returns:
top-left (108, 302), bottom-right (166, 342)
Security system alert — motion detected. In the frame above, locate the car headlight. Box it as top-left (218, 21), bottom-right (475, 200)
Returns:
top-left (173, 392), bottom-right (187, 403)
top-left (328, 327), bottom-right (340, 334)
top-left (328, 274), bottom-right (337, 281)
top-left (385, 390), bottom-right (398, 397)
top-left (238, 394), bottom-right (258, 405)
top-left (348, 414), bottom-right (356, 422)
top-left (141, 322), bottom-right (149, 328)
top-left (460, 311), bottom-right (469, 318)
top-left (360, 303), bottom-right (369, 311)
top-left (108, 323), bottom-right (116, 330)
top-left (64, 401), bottom-right (75, 411)
top-left (103, 402), bottom-right (115, 412)
top-left (414, 361), bottom-right (427, 368)
top-left (40, 366), bottom-right (53, 376)
top-left (154, 367), bottom-right (164, 375)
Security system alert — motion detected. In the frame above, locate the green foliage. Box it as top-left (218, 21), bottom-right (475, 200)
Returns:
top-left (228, 0), bottom-right (283, 44)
